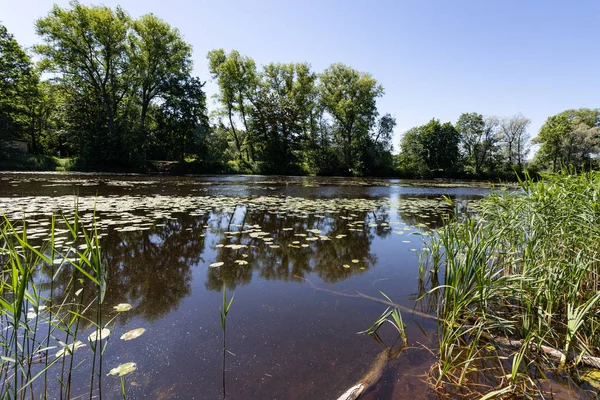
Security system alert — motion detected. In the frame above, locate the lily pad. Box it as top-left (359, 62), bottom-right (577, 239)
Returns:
top-left (120, 328), bottom-right (145, 341)
top-left (113, 303), bottom-right (132, 312)
top-left (88, 328), bottom-right (111, 342)
top-left (55, 341), bottom-right (86, 358)
top-left (107, 362), bottom-right (137, 377)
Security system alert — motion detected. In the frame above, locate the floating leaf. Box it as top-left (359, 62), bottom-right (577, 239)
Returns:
top-left (343, 264), bottom-right (351, 269)
top-left (88, 328), bottom-right (111, 342)
top-left (120, 328), bottom-right (145, 341)
top-left (55, 341), bottom-right (86, 358)
top-left (209, 262), bottom-right (224, 268)
top-left (351, 259), bottom-right (359, 263)
top-left (107, 362), bottom-right (137, 377)
top-left (113, 303), bottom-right (132, 312)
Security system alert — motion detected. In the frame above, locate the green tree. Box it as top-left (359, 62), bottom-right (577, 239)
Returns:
top-left (534, 109), bottom-right (600, 171)
top-left (131, 14), bottom-right (192, 138)
top-left (35, 2), bottom-right (134, 168)
top-left (249, 62), bottom-right (318, 173)
top-left (319, 63), bottom-right (384, 175)
top-left (499, 114), bottom-right (530, 171)
top-left (456, 113), bottom-right (502, 174)
top-left (397, 119), bottom-right (460, 177)
top-left (0, 24), bottom-right (37, 153)
top-left (207, 49), bottom-right (258, 161)
top-left (151, 76), bottom-right (209, 161)
top-left (358, 113), bottom-right (396, 175)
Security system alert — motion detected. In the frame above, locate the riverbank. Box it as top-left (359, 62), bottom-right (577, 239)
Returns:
top-left (0, 154), bottom-right (533, 182)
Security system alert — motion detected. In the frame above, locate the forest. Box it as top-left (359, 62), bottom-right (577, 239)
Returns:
top-left (1, 2), bottom-right (599, 177)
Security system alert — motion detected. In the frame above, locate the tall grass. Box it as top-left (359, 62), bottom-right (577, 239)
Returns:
top-left (422, 171), bottom-right (600, 398)
top-left (0, 211), bottom-right (109, 399)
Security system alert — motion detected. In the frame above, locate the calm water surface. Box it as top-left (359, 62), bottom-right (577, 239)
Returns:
top-left (0, 173), bottom-right (490, 399)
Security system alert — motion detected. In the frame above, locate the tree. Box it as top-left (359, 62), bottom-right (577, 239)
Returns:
top-left (248, 62), bottom-right (319, 173)
top-left (499, 114), bottom-right (530, 170)
top-left (207, 49), bottom-right (258, 161)
top-left (456, 113), bottom-right (502, 174)
top-left (131, 14), bottom-right (192, 137)
top-left (34, 3), bottom-right (206, 170)
top-left (0, 24), bottom-right (37, 152)
top-left (397, 119), bottom-right (460, 177)
top-left (534, 109), bottom-right (600, 171)
top-left (319, 63), bottom-right (384, 175)
top-left (357, 113), bottom-right (396, 175)
top-left (397, 126), bottom-right (429, 176)
top-left (35, 2), bottom-right (134, 167)
top-left (151, 76), bottom-right (209, 161)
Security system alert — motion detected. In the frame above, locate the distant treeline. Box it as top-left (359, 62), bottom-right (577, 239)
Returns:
top-left (1, 2), bottom-right (599, 177)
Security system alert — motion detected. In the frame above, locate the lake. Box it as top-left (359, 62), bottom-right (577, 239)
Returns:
top-left (0, 173), bottom-right (490, 399)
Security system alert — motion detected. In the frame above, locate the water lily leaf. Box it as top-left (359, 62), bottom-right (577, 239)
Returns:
top-left (343, 264), bottom-right (351, 269)
top-left (107, 362), bottom-right (137, 377)
top-left (88, 328), bottom-right (111, 342)
top-left (351, 259), bottom-right (359, 263)
top-left (120, 328), bottom-right (145, 341)
top-left (114, 303), bottom-right (132, 312)
top-left (55, 341), bottom-right (86, 358)
top-left (209, 262), bottom-right (224, 268)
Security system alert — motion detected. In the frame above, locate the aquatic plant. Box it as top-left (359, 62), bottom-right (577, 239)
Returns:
top-left (0, 210), bottom-right (132, 399)
top-left (359, 292), bottom-right (407, 345)
top-left (220, 284), bottom-right (235, 400)
top-left (422, 171), bottom-right (600, 398)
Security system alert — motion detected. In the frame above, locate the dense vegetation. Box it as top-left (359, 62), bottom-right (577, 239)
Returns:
top-left (422, 171), bottom-right (600, 397)
top-left (1, 3), bottom-right (598, 177)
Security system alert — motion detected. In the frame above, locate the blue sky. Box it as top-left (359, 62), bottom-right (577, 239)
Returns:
top-left (2, 0), bottom-right (599, 153)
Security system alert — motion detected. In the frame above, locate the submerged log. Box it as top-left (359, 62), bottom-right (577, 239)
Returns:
top-left (335, 347), bottom-right (401, 400)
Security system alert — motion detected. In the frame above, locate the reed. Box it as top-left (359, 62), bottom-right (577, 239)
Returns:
top-left (422, 170), bottom-right (600, 398)
top-left (0, 210), bottom-right (109, 399)
top-left (220, 284), bottom-right (234, 400)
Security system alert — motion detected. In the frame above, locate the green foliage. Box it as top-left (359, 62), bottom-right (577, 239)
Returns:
top-left (0, 24), bottom-right (38, 155)
top-left (533, 108), bottom-right (600, 172)
top-left (456, 113), bottom-right (502, 175)
top-left (422, 171), bottom-right (600, 397)
top-left (397, 119), bottom-right (460, 177)
top-left (0, 211), bottom-right (119, 399)
top-left (33, 2), bottom-right (207, 170)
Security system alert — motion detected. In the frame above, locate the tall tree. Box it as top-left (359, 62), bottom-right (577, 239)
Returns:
top-left (319, 63), bottom-right (383, 174)
top-left (499, 114), bottom-right (530, 170)
top-left (35, 2), bottom-right (134, 167)
top-left (534, 109), bottom-right (600, 171)
top-left (0, 24), bottom-right (37, 151)
top-left (249, 62), bottom-right (318, 173)
top-left (207, 49), bottom-right (258, 161)
top-left (398, 119), bottom-right (460, 176)
top-left (131, 14), bottom-right (192, 136)
top-left (151, 76), bottom-right (209, 161)
top-left (456, 113), bottom-right (502, 174)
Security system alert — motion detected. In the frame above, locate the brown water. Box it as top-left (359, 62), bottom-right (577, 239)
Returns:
top-left (0, 173), bottom-right (492, 399)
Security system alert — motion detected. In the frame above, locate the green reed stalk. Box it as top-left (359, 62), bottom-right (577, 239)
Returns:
top-left (220, 284), bottom-right (234, 400)
top-left (0, 209), bottom-right (108, 400)
top-left (421, 170), bottom-right (600, 398)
